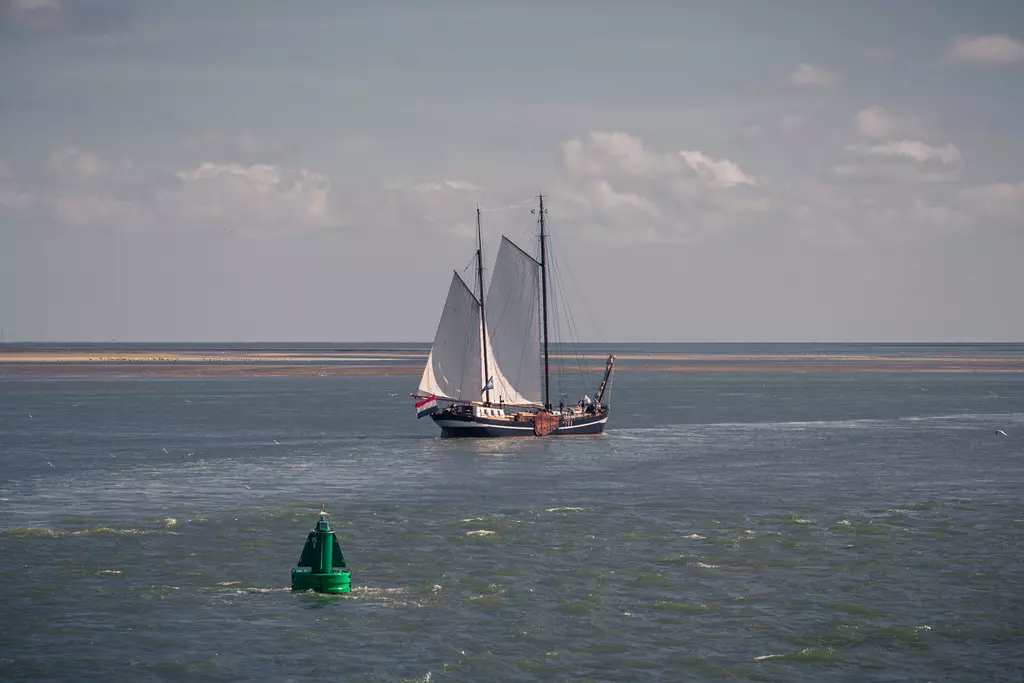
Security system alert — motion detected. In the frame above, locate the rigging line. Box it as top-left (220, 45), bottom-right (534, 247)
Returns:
top-left (554, 271), bottom-right (588, 391)
top-left (544, 232), bottom-right (567, 399)
top-left (555, 268), bottom-right (586, 396)
top-left (478, 201), bottom-right (536, 213)
top-left (560, 274), bottom-right (591, 393)
top-left (547, 263), bottom-right (562, 396)
top-left (548, 229), bottom-right (604, 358)
top-left (551, 235), bottom-right (591, 382)
top-left (548, 252), bottom-right (575, 401)
top-left (547, 235), bottom-right (590, 386)
top-left (513, 219), bottom-right (537, 257)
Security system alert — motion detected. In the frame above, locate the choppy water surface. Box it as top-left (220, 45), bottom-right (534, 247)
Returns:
top-left (1, 345), bottom-right (1023, 682)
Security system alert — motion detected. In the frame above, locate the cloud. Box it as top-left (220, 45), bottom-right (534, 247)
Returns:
top-left (9, 0), bottom-right (59, 11)
top-left (679, 151), bottom-right (757, 188)
top-left (835, 138), bottom-right (963, 184)
top-left (0, 161), bottom-right (33, 209)
top-left (412, 180), bottom-right (480, 193)
top-left (377, 179), bottom-right (482, 237)
top-left (785, 178), bottom-right (974, 243)
top-left (4, 146), bottom-right (494, 239)
top-left (173, 163), bottom-right (333, 234)
top-left (556, 131), bottom-right (971, 245)
top-left (1, 0), bottom-right (130, 31)
top-left (14, 147), bottom-right (339, 236)
top-left (181, 132), bottom-right (285, 160)
top-left (855, 106), bottom-right (897, 139)
top-left (945, 34), bottom-right (1024, 66)
top-left (3, 132), bottom-right (994, 249)
top-left (562, 131), bottom-right (678, 180)
top-left (862, 140), bottom-right (961, 165)
top-left (47, 146), bottom-right (130, 179)
top-left (960, 181), bottom-right (1024, 219)
top-left (910, 200), bottom-right (971, 231)
top-left (787, 62), bottom-right (838, 88)
top-left (556, 131), bottom-right (766, 243)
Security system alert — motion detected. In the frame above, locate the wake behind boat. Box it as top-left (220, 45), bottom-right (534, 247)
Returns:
top-left (412, 195), bottom-right (615, 438)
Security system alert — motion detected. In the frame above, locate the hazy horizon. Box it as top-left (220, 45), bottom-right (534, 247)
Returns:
top-left (2, 2), bottom-right (1023, 343)
top-left (4, 339), bottom-right (1023, 346)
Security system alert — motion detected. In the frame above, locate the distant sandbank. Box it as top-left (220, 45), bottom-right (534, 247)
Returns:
top-left (1, 347), bottom-right (1021, 378)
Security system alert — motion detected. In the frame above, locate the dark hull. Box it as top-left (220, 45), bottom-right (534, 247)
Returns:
top-left (431, 411), bottom-right (609, 438)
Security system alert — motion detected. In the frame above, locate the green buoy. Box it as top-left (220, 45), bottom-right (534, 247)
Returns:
top-left (291, 505), bottom-right (351, 594)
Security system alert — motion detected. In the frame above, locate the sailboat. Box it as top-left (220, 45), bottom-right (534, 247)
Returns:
top-left (413, 195), bottom-right (615, 437)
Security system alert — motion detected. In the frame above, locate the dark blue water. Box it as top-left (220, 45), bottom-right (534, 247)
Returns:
top-left (2, 345), bottom-right (1023, 682)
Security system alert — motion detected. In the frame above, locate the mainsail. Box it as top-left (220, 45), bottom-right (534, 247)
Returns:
top-left (484, 237), bottom-right (543, 406)
top-left (417, 272), bottom-right (483, 402)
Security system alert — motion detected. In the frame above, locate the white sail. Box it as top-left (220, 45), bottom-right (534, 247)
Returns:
top-left (418, 272), bottom-right (483, 402)
top-left (484, 237), bottom-right (543, 406)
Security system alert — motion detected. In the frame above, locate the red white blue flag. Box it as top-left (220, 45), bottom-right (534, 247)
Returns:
top-left (415, 395), bottom-right (438, 419)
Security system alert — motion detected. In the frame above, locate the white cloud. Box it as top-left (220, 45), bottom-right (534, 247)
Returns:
top-left (562, 131), bottom-right (678, 180)
top-left (910, 200), bottom-right (971, 230)
top-left (371, 178), bottom-right (483, 238)
top-left (55, 194), bottom-right (148, 228)
top-left (946, 34), bottom-right (1024, 66)
top-left (10, 0), bottom-right (60, 11)
top-left (862, 140), bottom-right (961, 164)
top-left (835, 139), bottom-right (963, 184)
top-left (556, 131), bottom-right (766, 243)
top-left (413, 180), bottom-right (480, 193)
top-left (5, 133), bottom-right (995, 250)
top-left (3, 0), bottom-right (129, 31)
top-left (6, 146), bottom-right (496, 239)
top-left (787, 62), bottom-right (838, 88)
top-left (20, 148), bottom-right (339, 236)
top-left (0, 161), bottom-right (33, 209)
top-left (47, 146), bottom-right (129, 179)
top-left (855, 106), bottom-right (897, 139)
top-left (960, 181), bottom-right (1024, 219)
top-left (779, 115), bottom-right (808, 135)
top-left (181, 132), bottom-right (284, 158)
top-left (679, 150), bottom-right (757, 187)
top-left (4, 0), bottom-right (61, 29)
top-left (173, 162), bottom-right (333, 234)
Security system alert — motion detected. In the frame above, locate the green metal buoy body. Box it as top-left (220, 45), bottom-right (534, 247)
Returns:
top-left (291, 505), bottom-right (351, 594)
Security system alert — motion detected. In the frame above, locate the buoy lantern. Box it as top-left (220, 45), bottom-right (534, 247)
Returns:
top-left (291, 505), bottom-right (351, 593)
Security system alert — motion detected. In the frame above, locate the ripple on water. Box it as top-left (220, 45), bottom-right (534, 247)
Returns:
top-left (653, 599), bottom-right (710, 612)
top-left (753, 646), bottom-right (839, 663)
top-left (784, 513), bottom-right (814, 525)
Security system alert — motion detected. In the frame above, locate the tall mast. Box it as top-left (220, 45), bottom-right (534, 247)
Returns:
top-left (538, 194), bottom-right (551, 410)
top-left (477, 204), bottom-right (491, 405)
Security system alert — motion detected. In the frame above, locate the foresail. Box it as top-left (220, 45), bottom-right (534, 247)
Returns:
top-left (484, 237), bottom-right (543, 406)
top-left (418, 272), bottom-right (483, 403)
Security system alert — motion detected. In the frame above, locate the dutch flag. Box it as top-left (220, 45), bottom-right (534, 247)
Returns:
top-left (415, 395), bottom-right (438, 419)
top-left (481, 376), bottom-right (494, 393)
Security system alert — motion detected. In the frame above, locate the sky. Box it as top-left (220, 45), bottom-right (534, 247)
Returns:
top-left (1, 0), bottom-right (1023, 342)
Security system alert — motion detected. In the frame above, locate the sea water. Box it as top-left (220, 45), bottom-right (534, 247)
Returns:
top-left (1, 344), bottom-right (1022, 682)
